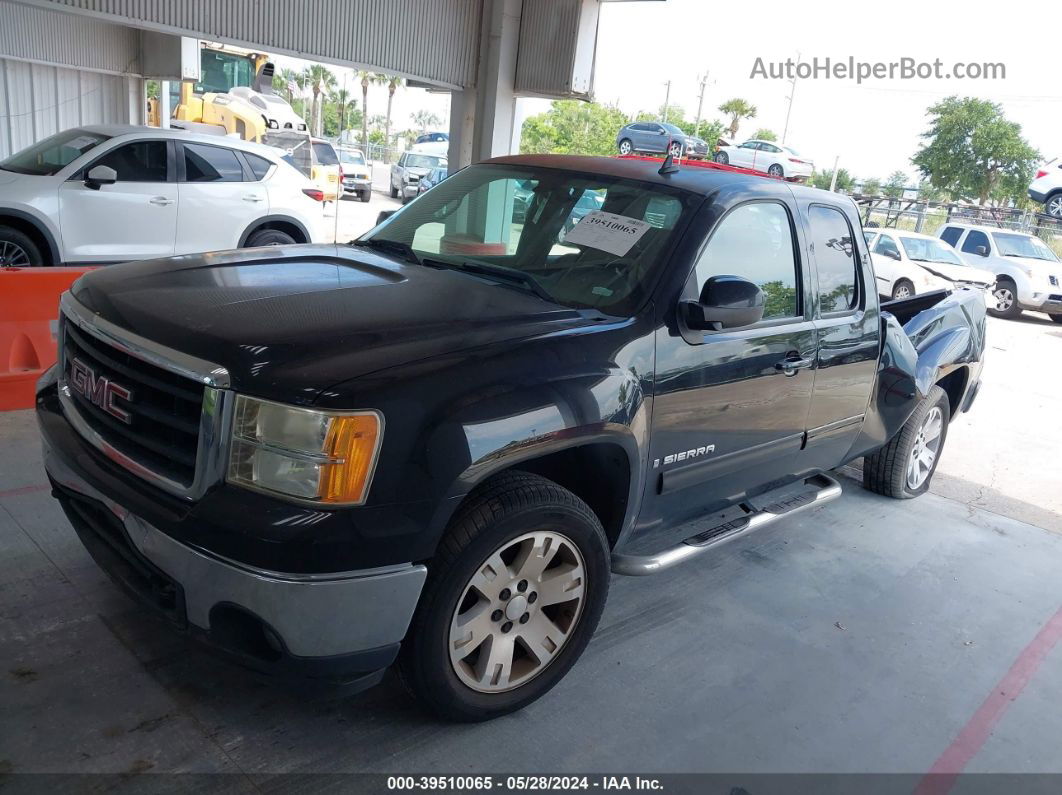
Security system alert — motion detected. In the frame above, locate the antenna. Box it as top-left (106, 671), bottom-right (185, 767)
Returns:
top-left (659, 140), bottom-right (680, 175)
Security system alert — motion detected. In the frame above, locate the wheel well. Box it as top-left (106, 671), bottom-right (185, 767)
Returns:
top-left (243, 218), bottom-right (307, 245)
top-left (0, 214), bottom-right (55, 264)
top-left (508, 443), bottom-right (632, 549)
top-left (936, 367), bottom-right (969, 419)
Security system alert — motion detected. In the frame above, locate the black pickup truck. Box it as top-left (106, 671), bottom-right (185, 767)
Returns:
top-left (36, 154), bottom-right (986, 721)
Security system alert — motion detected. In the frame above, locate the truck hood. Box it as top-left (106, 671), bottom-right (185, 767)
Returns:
top-left (70, 245), bottom-right (598, 403)
top-left (1003, 255), bottom-right (1061, 279)
top-left (914, 260), bottom-right (995, 287)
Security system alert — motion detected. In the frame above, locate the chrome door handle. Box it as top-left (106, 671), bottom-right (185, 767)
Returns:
top-left (149, 196), bottom-right (174, 206)
top-left (775, 355), bottom-right (814, 376)
top-left (243, 195), bottom-right (265, 202)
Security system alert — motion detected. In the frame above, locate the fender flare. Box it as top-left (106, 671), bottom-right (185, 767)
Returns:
top-left (0, 207), bottom-right (61, 264)
top-left (237, 215), bottom-right (311, 247)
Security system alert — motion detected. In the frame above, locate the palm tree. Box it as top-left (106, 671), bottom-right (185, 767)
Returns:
top-left (332, 88), bottom-right (353, 139)
top-left (383, 75), bottom-right (405, 157)
top-left (412, 109), bottom-right (442, 134)
top-left (717, 98), bottom-right (757, 140)
top-left (358, 70), bottom-right (386, 151)
top-left (306, 65), bottom-right (337, 136)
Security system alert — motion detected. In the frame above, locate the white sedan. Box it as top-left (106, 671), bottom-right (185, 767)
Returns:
top-left (713, 139), bottom-right (813, 181)
top-left (865, 228), bottom-right (994, 300)
top-left (0, 124), bottom-right (325, 266)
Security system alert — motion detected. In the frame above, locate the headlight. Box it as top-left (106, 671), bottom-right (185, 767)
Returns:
top-left (227, 395), bottom-right (383, 505)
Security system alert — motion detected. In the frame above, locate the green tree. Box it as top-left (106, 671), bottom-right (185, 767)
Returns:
top-left (412, 109), bottom-right (442, 134)
top-left (276, 68), bottom-right (300, 104)
top-left (331, 88), bottom-right (354, 137)
top-left (810, 168), bottom-right (854, 192)
top-left (658, 104), bottom-right (685, 124)
top-left (912, 96), bottom-right (1039, 205)
top-left (383, 75), bottom-right (405, 159)
top-left (520, 100), bottom-right (630, 156)
top-left (717, 98), bottom-right (757, 139)
top-left (752, 128), bottom-right (778, 141)
top-left (917, 180), bottom-right (945, 203)
top-left (304, 65), bottom-right (336, 136)
top-left (358, 71), bottom-right (386, 149)
top-left (861, 177), bottom-right (882, 196)
top-left (883, 170), bottom-right (907, 198)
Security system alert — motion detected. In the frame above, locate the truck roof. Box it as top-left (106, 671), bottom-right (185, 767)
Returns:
top-left (484, 154), bottom-right (847, 205)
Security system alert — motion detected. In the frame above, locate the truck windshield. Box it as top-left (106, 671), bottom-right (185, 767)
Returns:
top-left (0, 129), bottom-right (110, 176)
top-left (992, 232), bottom-right (1059, 262)
top-left (196, 50), bottom-right (255, 94)
top-left (361, 163), bottom-right (697, 315)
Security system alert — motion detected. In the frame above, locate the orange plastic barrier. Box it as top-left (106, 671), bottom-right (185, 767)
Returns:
top-left (1, 267), bottom-right (97, 411)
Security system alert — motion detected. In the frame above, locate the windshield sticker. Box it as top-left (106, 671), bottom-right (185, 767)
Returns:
top-left (564, 211), bottom-right (652, 256)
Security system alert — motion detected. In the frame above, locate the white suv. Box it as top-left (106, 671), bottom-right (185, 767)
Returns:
top-left (0, 125), bottom-right (326, 266)
top-left (1028, 157), bottom-right (1062, 218)
top-left (937, 222), bottom-right (1062, 322)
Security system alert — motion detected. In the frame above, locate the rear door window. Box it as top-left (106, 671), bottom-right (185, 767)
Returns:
top-left (808, 205), bottom-right (859, 313)
top-left (183, 144), bottom-right (244, 182)
top-left (244, 153), bottom-right (273, 180)
top-left (312, 142), bottom-right (339, 166)
top-left (939, 226), bottom-right (963, 247)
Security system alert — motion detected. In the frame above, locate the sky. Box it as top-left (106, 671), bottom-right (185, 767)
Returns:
top-left (273, 0), bottom-right (1059, 183)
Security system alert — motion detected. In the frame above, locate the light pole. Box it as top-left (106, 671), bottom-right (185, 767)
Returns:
top-left (662, 80), bottom-right (671, 123)
top-left (693, 71), bottom-right (709, 138)
top-left (782, 52), bottom-right (800, 145)
top-left (828, 155), bottom-right (841, 192)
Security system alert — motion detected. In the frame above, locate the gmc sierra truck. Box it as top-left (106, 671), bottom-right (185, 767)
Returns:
top-left (36, 154), bottom-right (986, 722)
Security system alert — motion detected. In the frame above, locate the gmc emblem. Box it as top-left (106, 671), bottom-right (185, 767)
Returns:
top-left (69, 357), bottom-right (133, 424)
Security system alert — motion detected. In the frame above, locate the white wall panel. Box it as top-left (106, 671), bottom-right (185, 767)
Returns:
top-left (0, 57), bottom-right (137, 159)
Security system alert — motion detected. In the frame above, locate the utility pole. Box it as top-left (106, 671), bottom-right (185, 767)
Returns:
top-left (828, 155), bottom-right (841, 192)
top-left (782, 52), bottom-right (800, 145)
top-left (662, 80), bottom-right (671, 122)
top-left (693, 71), bottom-right (708, 137)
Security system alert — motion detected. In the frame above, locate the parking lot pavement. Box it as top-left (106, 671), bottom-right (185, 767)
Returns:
top-left (323, 187), bottom-right (402, 245)
top-left (2, 312), bottom-right (1060, 777)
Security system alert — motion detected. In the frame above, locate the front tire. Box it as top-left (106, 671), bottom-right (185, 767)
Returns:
top-left (618, 138), bottom-right (633, 156)
top-left (0, 226), bottom-right (42, 267)
top-left (714, 152), bottom-right (729, 164)
top-left (244, 228), bottom-right (297, 247)
top-left (390, 182), bottom-right (399, 199)
top-left (668, 142), bottom-right (683, 159)
top-left (863, 385), bottom-right (950, 499)
top-left (397, 471), bottom-right (610, 722)
top-left (892, 279), bottom-right (915, 300)
top-left (988, 277), bottom-right (1021, 319)
top-left (1049, 314), bottom-right (1062, 324)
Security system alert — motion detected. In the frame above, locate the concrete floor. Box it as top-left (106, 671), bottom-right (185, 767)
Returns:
top-left (2, 318), bottom-right (1061, 779)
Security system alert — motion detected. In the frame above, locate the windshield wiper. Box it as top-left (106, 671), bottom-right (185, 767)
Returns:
top-left (427, 258), bottom-right (554, 303)
top-left (351, 238), bottom-right (424, 267)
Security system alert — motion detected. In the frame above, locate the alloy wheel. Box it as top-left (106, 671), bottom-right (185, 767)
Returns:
top-left (906, 406), bottom-right (943, 490)
top-left (894, 284), bottom-right (912, 299)
top-left (993, 286), bottom-right (1014, 311)
top-left (0, 240), bottom-right (31, 267)
top-left (1048, 196), bottom-right (1062, 218)
top-left (768, 164), bottom-right (784, 177)
top-left (449, 530), bottom-right (586, 693)
top-left (618, 140), bottom-right (632, 155)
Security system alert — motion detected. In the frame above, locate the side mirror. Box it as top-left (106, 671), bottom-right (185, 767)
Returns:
top-left (974, 245), bottom-right (988, 257)
top-left (886, 249), bottom-right (902, 261)
top-left (683, 275), bottom-right (765, 331)
top-left (85, 165), bottom-right (117, 190)
top-left (376, 209), bottom-right (396, 225)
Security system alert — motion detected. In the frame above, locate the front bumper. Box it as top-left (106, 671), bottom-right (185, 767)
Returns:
top-left (401, 181), bottom-right (420, 199)
top-left (41, 421), bottom-right (426, 688)
top-left (342, 177), bottom-right (371, 195)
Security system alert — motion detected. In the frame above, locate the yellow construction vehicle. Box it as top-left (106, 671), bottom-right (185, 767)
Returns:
top-left (148, 42), bottom-right (308, 143)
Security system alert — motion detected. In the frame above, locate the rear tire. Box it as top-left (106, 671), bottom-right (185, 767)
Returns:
top-left (359, 190), bottom-right (371, 203)
top-left (863, 385), bottom-right (950, 499)
top-left (1046, 193), bottom-right (1062, 218)
top-left (244, 228), bottom-right (297, 247)
top-left (0, 226), bottom-right (42, 267)
top-left (397, 471), bottom-right (610, 722)
top-left (892, 279), bottom-right (915, 300)
top-left (988, 277), bottom-right (1021, 319)
top-left (1050, 314), bottom-right (1062, 324)
top-left (768, 163), bottom-right (784, 178)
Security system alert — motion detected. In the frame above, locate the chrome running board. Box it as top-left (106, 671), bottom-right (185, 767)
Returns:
top-left (611, 473), bottom-right (843, 576)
